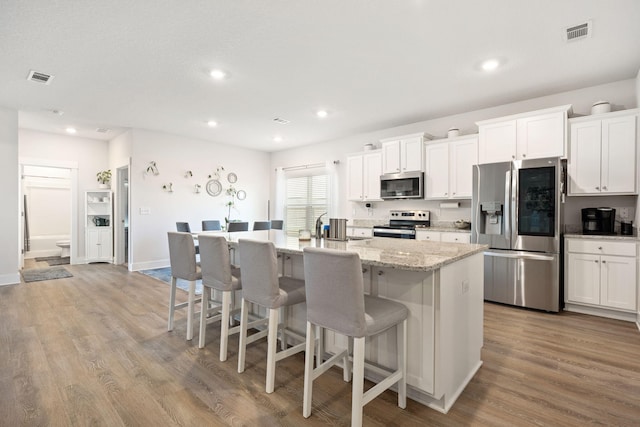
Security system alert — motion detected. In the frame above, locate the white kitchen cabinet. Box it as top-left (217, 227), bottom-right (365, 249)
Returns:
top-left (381, 133), bottom-right (428, 174)
top-left (415, 230), bottom-right (471, 243)
top-left (565, 237), bottom-right (637, 320)
top-left (85, 190), bottom-right (113, 263)
top-left (477, 105), bottom-right (570, 164)
top-left (441, 232), bottom-right (471, 244)
top-left (568, 110), bottom-right (638, 195)
top-left (425, 135), bottom-right (478, 199)
top-left (347, 150), bottom-right (382, 201)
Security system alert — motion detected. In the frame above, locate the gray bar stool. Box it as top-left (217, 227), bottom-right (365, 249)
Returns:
top-left (167, 232), bottom-right (202, 341)
top-left (302, 247), bottom-right (408, 427)
top-left (237, 238), bottom-right (307, 393)
top-left (197, 234), bottom-right (242, 361)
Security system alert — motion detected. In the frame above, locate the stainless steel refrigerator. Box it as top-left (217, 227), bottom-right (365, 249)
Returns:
top-left (471, 157), bottom-right (565, 312)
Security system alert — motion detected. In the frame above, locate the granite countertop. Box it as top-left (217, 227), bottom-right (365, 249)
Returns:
top-left (212, 230), bottom-right (487, 272)
top-left (564, 233), bottom-right (640, 242)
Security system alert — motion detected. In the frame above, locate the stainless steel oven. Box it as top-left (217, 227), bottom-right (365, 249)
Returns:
top-left (373, 210), bottom-right (430, 239)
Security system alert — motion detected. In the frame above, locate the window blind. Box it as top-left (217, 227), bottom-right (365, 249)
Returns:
top-left (285, 174), bottom-right (329, 235)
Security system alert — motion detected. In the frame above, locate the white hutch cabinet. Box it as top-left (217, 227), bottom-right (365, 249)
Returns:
top-left (85, 190), bottom-right (113, 263)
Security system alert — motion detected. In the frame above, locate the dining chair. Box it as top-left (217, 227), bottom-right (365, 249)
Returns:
top-left (302, 247), bottom-right (408, 427)
top-left (253, 221), bottom-right (271, 231)
top-left (227, 222), bottom-right (249, 232)
top-left (270, 220), bottom-right (284, 230)
top-left (176, 222), bottom-right (191, 232)
top-left (202, 220), bottom-right (222, 231)
top-left (167, 231), bottom-right (202, 341)
top-left (237, 238), bottom-right (307, 393)
top-left (198, 234), bottom-right (242, 361)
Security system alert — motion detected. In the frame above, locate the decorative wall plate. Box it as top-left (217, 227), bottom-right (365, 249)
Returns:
top-left (236, 190), bottom-right (246, 200)
top-left (227, 172), bottom-right (237, 183)
top-left (206, 179), bottom-right (222, 196)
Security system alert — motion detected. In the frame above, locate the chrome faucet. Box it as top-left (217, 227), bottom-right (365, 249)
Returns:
top-left (315, 212), bottom-right (326, 238)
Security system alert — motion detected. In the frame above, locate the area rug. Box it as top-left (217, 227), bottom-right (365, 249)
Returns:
top-left (22, 267), bottom-right (73, 283)
top-left (139, 267), bottom-right (202, 295)
top-left (46, 257), bottom-right (70, 266)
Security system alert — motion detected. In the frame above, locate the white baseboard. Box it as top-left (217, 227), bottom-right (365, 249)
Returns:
top-left (132, 259), bottom-right (170, 272)
top-left (0, 273), bottom-right (21, 286)
top-left (564, 303), bottom-right (636, 322)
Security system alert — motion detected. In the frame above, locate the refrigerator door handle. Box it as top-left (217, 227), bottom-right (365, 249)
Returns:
top-left (504, 170), bottom-right (511, 239)
top-left (485, 250), bottom-right (556, 261)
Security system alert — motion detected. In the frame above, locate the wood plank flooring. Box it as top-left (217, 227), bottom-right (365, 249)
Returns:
top-left (2, 263), bottom-right (639, 426)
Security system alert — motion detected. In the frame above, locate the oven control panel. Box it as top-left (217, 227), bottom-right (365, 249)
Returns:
top-left (389, 210), bottom-right (430, 220)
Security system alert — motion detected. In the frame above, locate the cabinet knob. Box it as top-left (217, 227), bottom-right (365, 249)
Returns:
top-left (522, 154), bottom-right (527, 158)
top-left (602, 186), bottom-right (607, 190)
top-left (602, 260), bottom-right (607, 264)
top-left (452, 192), bottom-right (456, 195)
top-left (595, 187), bottom-right (600, 190)
top-left (512, 155), bottom-right (516, 159)
top-left (598, 246), bottom-right (603, 250)
top-left (444, 192), bottom-right (448, 196)
top-left (594, 260), bottom-right (598, 263)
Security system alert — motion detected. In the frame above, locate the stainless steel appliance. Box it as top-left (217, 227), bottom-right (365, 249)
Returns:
top-left (582, 207), bottom-right (616, 235)
top-left (380, 172), bottom-right (424, 200)
top-left (373, 210), bottom-right (430, 239)
top-left (471, 157), bottom-right (565, 312)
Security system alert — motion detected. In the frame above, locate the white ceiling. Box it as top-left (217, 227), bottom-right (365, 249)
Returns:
top-left (1, 0), bottom-right (639, 151)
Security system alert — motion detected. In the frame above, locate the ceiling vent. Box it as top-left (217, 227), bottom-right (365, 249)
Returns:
top-left (95, 128), bottom-right (110, 133)
top-left (27, 70), bottom-right (54, 85)
top-left (564, 20), bottom-right (592, 42)
top-left (273, 117), bottom-right (290, 125)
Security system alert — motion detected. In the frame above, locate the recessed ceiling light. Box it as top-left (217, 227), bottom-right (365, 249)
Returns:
top-left (210, 69), bottom-right (227, 80)
top-left (207, 120), bottom-right (218, 128)
top-left (481, 59), bottom-right (499, 71)
top-left (316, 110), bottom-right (328, 118)
top-left (65, 127), bottom-right (77, 134)
top-left (273, 136), bottom-right (283, 142)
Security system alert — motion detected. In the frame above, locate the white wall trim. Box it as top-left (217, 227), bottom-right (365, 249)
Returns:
top-left (131, 259), bottom-right (169, 272)
top-left (19, 157), bottom-right (79, 169)
top-left (0, 273), bottom-right (20, 286)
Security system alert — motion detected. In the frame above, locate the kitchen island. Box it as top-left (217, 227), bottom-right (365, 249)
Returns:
top-left (213, 230), bottom-right (486, 413)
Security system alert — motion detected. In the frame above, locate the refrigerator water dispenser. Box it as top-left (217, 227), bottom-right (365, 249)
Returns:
top-left (481, 202), bottom-right (503, 234)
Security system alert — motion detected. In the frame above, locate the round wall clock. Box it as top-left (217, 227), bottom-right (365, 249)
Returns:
top-left (205, 179), bottom-right (222, 197)
top-left (227, 172), bottom-right (237, 183)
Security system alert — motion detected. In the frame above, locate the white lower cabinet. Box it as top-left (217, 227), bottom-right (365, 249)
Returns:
top-left (415, 230), bottom-right (470, 243)
top-left (87, 228), bottom-right (113, 262)
top-left (565, 237), bottom-right (637, 320)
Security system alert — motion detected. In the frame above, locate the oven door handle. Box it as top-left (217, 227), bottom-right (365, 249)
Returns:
top-left (373, 228), bottom-right (415, 236)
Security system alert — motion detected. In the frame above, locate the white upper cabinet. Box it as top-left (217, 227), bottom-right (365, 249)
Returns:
top-left (381, 133), bottom-right (428, 174)
top-left (347, 150), bottom-right (382, 201)
top-left (425, 135), bottom-right (478, 199)
top-left (568, 110), bottom-right (638, 196)
top-left (477, 105), bottom-right (570, 164)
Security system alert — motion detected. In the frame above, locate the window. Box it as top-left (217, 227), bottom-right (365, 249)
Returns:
top-left (285, 174), bottom-right (329, 236)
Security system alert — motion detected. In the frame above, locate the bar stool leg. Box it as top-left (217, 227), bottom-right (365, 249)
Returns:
top-left (198, 285), bottom-right (211, 348)
top-left (168, 277), bottom-right (178, 331)
top-left (186, 280), bottom-right (196, 340)
top-left (219, 291), bottom-right (231, 361)
top-left (237, 298), bottom-right (250, 373)
top-left (266, 308), bottom-right (280, 393)
top-left (398, 319), bottom-right (407, 409)
top-left (303, 321), bottom-right (315, 418)
top-left (351, 337), bottom-right (366, 427)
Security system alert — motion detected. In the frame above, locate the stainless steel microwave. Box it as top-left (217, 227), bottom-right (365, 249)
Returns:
top-left (380, 171), bottom-right (424, 200)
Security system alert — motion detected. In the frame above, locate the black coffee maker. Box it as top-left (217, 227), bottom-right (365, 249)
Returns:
top-left (582, 207), bottom-right (616, 235)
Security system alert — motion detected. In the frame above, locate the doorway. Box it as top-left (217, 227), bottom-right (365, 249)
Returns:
top-left (19, 159), bottom-right (78, 270)
top-left (115, 164), bottom-right (131, 269)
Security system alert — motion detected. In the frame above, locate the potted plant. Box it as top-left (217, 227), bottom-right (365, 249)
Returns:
top-left (97, 170), bottom-right (112, 188)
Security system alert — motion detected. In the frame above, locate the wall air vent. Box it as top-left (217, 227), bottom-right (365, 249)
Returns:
top-left (564, 20), bottom-right (592, 42)
top-left (273, 117), bottom-right (290, 125)
top-left (27, 70), bottom-right (54, 84)
top-left (95, 128), bottom-right (110, 133)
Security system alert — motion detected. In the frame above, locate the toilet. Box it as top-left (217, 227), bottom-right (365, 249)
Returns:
top-left (56, 240), bottom-right (71, 258)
